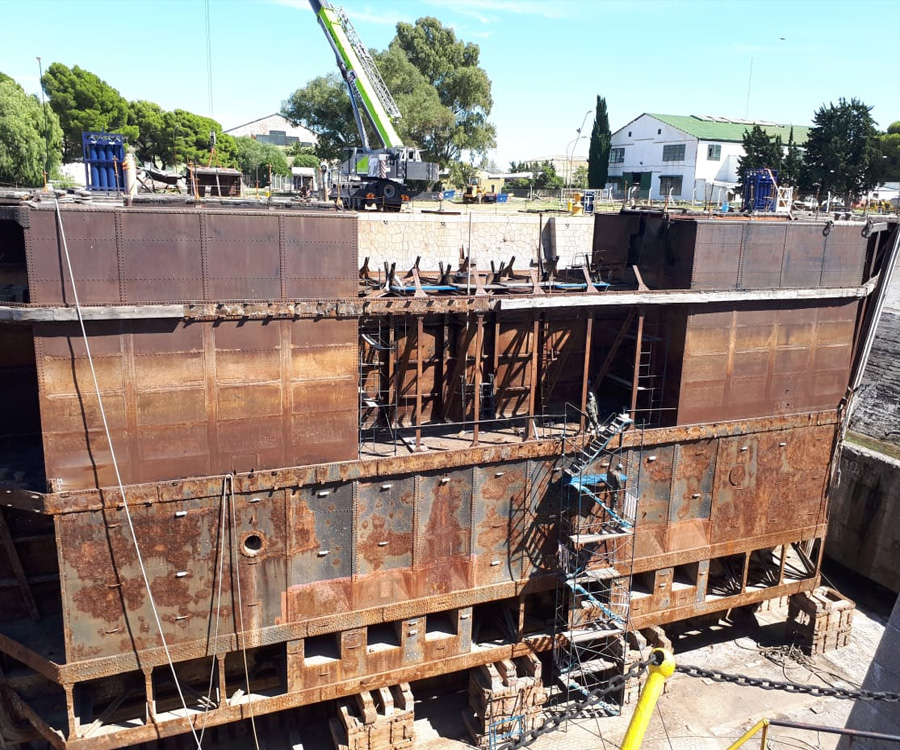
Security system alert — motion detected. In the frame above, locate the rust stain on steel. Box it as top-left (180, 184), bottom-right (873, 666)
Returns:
top-left (630, 444), bottom-right (674, 559)
top-left (678, 300), bottom-right (858, 425)
top-left (472, 463), bottom-right (527, 586)
top-left (20, 410), bottom-right (840, 516)
top-left (34, 317), bottom-right (358, 493)
top-left (285, 485), bottom-right (353, 622)
top-left (353, 478), bottom-right (415, 609)
top-left (666, 439), bottom-right (717, 552)
top-left (416, 469), bottom-right (472, 597)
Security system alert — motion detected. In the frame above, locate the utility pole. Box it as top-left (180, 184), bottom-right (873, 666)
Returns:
top-left (36, 57), bottom-right (51, 190)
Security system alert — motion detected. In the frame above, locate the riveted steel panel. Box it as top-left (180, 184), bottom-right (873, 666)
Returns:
top-left (26, 208), bottom-right (121, 304)
top-left (353, 478), bottom-right (414, 608)
top-left (667, 439), bottom-right (717, 552)
top-left (415, 469), bottom-right (472, 597)
top-left (24, 205), bottom-right (358, 305)
top-left (121, 211), bottom-right (204, 302)
top-left (282, 213), bottom-right (358, 299)
top-left (781, 226), bottom-right (827, 289)
top-left (760, 425), bottom-right (831, 531)
top-left (472, 462), bottom-right (527, 586)
top-left (520, 458), bottom-right (560, 577)
top-left (57, 493), bottom-right (225, 662)
top-left (231, 489), bottom-right (287, 632)
top-left (821, 225), bottom-right (866, 287)
top-left (629, 445), bottom-right (674, 559)
top-left (690, 222), bottom-right (743, 290)
top-left (286, 484), bottom-right (353, 622)
top-left (205, 213), bottom-right (281, 300)
top-left (709, 435), bottom-right (760, 544)
top-left (739, 223), bottom-right (788, 289)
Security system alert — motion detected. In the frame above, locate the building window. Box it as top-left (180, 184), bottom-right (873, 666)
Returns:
top-left (659, 175), bottom-right (683, 196)
top-left (609, 147), bottom-right (625, 164)
top-left (707, 144), bottom-right (721, 161)
top-left (662, 144), bottom-right (685, 162)
top-left (628, 131), bottom-right (632, 137)
top-left (657, 129), bottom-right (662, 135)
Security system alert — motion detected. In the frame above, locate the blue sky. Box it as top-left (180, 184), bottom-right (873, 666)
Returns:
top-left (3, 0), bottom-right (899, 166)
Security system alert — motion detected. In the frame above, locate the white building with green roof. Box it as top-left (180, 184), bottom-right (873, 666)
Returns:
top-left (608, 113), bottom-right (809, 202)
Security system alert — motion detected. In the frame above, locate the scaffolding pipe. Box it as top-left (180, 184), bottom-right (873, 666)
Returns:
top-left (630, 308), bottom-right (645, 421)
top-left (415, 316), bottom-right (424, 451)
top-left (580, 315), bottom-right (593, 432)
top-left (473, 314), bottom-right (484, 445)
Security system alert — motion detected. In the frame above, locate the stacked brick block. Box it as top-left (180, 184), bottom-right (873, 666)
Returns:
top-left (329, 683), bottom-right (415, 750)
top-left (788, 587), bottom-right (855, 655)
top-left (463, 653), bottom-right (547, 748)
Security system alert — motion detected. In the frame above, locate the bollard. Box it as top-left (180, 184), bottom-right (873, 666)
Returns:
top-left (620, 648), bottom-right (675, 750)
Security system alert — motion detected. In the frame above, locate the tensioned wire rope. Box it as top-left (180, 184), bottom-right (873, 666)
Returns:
top-left (53, 197), bottom-right (205, 749)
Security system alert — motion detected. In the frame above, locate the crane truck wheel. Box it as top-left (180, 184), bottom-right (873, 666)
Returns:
top-left (382, 183), bottom-right (399, 201)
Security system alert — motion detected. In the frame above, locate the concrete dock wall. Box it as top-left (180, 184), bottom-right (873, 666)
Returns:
top-left (828, 443), bottom-right (900, 594)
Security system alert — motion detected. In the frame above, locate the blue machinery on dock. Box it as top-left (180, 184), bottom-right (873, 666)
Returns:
top-left (82, 132), bottom-right (125, 191)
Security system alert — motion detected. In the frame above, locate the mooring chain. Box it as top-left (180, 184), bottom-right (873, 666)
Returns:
top-left (500, 656), bottom-right (652, 750)
top-left (676, 664), bottom-right (900, 702)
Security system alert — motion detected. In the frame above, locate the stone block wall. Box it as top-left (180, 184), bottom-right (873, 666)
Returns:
top-left (357, 213), bottom-right (594, 273)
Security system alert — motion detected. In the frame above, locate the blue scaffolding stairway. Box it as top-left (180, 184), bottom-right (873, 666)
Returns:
top-left (555, 409), bottom-right (638, 716)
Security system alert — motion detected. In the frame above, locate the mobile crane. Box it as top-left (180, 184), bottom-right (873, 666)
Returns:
top-left (309, 0), bottom-right (439, 211)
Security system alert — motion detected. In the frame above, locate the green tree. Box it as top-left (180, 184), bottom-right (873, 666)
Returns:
top-left (283, 15), bottom-right (495, 169)
top-left (877, 129), bottom-right (900, 183)
top-left (41, 63), bottom-right (131, 160)
top-left (780, 127), bottom-right (803, 187)
top-left (572, 165), bottom-right (588, 190)
top-left (0, 77), bottom-right (63, 186)
top-left (233, 136), bottom-right (289, 186)
top-left (392, 17), bottom-right (495, 163)
top-left (288, 142), bottom-right (316, 158)
top-left (446, 160), bottom-right (477, 190)
top-left (587, 96), bottom-right (609, 189)
top-left (374, 45), bottom-right (454, 163)
top-left (292, 153), bottom-right (320, 169)
top-left (802, 97), bottom-right (879, 200)
top-left (282, 73), bottom-right (357, 162)
top-left (738, 125), bottom-right (783, 186)
top-left (167, 109), bottom-right (236, 168)
top-left (126, 100), bottom-right (169, 167)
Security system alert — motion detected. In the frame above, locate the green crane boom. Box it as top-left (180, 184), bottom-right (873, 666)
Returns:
top-left (309, 0), bottom-right (403, 150)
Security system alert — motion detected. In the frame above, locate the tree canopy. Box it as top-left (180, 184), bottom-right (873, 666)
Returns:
top-left (392, 17), bottom-right (495, 163)
top-left (0, 77), bottom-right (63, 186)
top-left (801, 97), bottom-right (879, 199)
top-left (282, 15), bottom-right (495, 168)
top-left (234, 136), bottom-right (290, 186)
top-left (506, 160), bottom-right (563, 191)
top-left (737, 125), bottom-right (783, 185)
top-left (587, 96), bottom-right (609, 189)
top-left (41, 63), bottom-right (132, 160)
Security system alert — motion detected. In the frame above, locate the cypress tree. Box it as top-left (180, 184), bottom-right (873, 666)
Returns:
top-left (587, 96), bottom-right (610, 189)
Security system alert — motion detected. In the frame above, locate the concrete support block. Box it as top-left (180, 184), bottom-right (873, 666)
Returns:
top-left (330, 683), bottom-right (415, 750)
top-left (788, 586), bottom-right (855, 655)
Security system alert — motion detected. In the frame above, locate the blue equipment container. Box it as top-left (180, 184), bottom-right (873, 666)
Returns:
top-left (82, 132), bottom-right (126, 191)
top-left (742, 169), bottom-right (779, 212)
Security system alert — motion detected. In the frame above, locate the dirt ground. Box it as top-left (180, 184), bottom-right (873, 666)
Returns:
top-left (411, 581), bottom-right (895, 750)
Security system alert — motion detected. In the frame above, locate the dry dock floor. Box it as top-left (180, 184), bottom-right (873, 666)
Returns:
top-left (413, 590), bottom-right (894, 750)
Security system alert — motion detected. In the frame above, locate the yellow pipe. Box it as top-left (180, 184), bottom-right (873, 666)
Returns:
top-left (620, 648), bottom-right (676, 750)
top-left (726, 718), bottom-right (770, 750)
